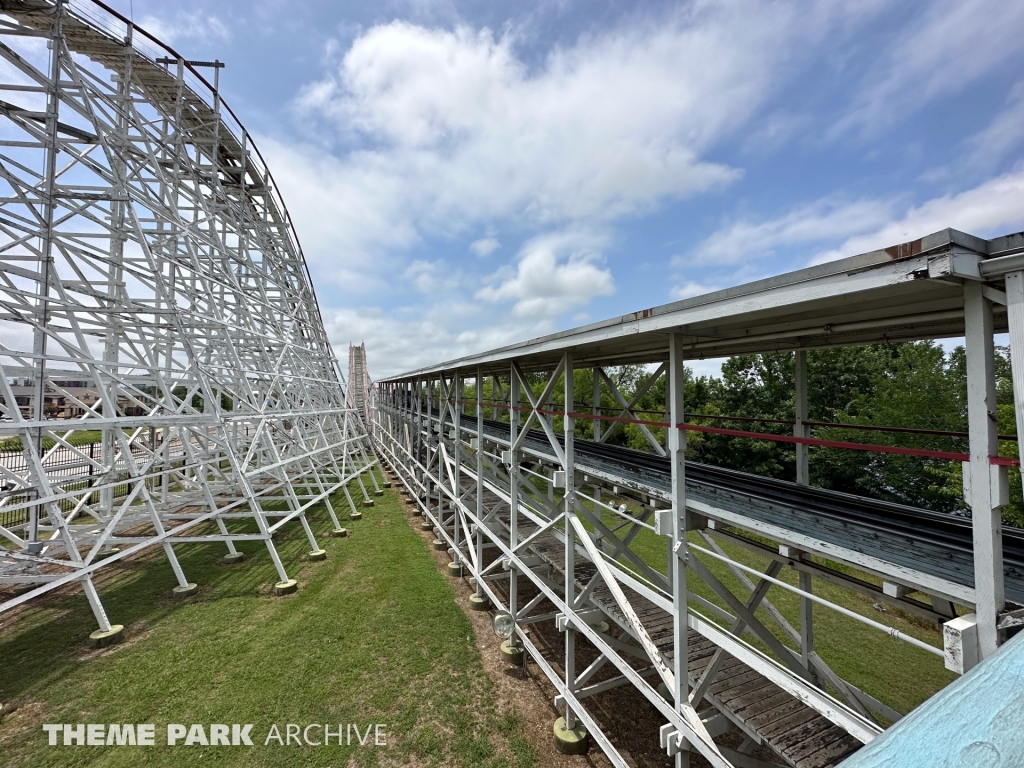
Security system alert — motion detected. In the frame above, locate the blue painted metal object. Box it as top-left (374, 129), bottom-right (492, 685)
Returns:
top-left (841, 631), bottom-right (1024, 767)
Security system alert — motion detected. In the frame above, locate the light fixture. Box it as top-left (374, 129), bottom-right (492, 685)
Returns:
top-left (491, 611), bottom-right (515, 640)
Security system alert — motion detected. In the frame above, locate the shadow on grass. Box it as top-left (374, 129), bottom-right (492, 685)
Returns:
top-left (0, 494), bottom-right (355, 703)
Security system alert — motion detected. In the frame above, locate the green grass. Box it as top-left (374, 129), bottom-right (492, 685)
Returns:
top-left (577, 490), bottom-right (957, 717)
top-left (0, 478), bottom-right (538, 768)
top-left (0, 431), bottom-right (103, 452)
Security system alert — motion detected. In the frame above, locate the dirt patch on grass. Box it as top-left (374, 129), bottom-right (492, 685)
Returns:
top-left (0, 700), bottom-right (47, 752)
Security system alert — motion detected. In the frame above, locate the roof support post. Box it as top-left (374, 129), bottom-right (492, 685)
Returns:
top-left (964, 281), bottom-right (1004, 659)
top-left (475, 368), bottom-right (484, 598)
top-left (509, 367), bottom-right (521, 626)
top-left (593, 368), bottom-right (603, 442)
top-left (438, 376), bottom-right (446, 526)
top-left (454, 372), bottom-right (462, 551)
top-left (563, 350), bottom-right (578, 729)
top-left (669, 333), bottom-right (690, 767)
top-left (794, 350), bottom-right (809, 487)
top-left (793, 350), bottom-right (816, 675)
top-left (1005, 271), bottom-right (1024, 484)
top-left (415, 377), bottom-right (423, 486)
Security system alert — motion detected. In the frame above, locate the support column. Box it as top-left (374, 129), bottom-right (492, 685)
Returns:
top-left (794, 350), bottom-right (814, 675)
top-left (1005, 271), bottom-right (1024, 480)
top-left (794, 350), bottom-right (809, 486)
top-left (964, 281), bottom-right (1004, 659)
top-left (453, 372), bottom-right (462, 552)
top-left (510, 369), bottom-right (520, 623)
top-left (437, 376), bottom-right (445, 531)
top-left (561, 351), bottom-right (582, 736)
top-left (415, 376), bottom-right (423, 492)
top-left (669, 334), bottom-right (689, 768)
top-left (593, 368), bottom-right (602, 442)
top-left (474, 368), bottom-right (486, 602)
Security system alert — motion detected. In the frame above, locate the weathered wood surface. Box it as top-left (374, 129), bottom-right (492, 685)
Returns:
top-left (839, 631), bottom-right (1024, 768)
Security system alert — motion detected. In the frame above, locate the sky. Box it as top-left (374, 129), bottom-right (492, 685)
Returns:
top-left (107, 0), bottom-right (1024, 378)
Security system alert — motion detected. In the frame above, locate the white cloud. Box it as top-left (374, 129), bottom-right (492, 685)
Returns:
top-left (475, 231), bottom-right (614, 317)
top-left (688, 198), bottom-right (896, 265)
top-left (403, 259), bottom-right (460, 294)
top-left (138, 12), bottom-right (230, 46)
top-left (686, 170), bottom-right (1024, 273)
top-left (324, 306), bottom-right (551, 379)
top-left (835, 0), bottom-right (1024, 136)
top-left (811, 170), bottom-right (1024, 264)
top-left (257, 135), bottom-right (418, 287)
top-left (965, 81), bottom-right (1024, 172)
top-left (671, 281), bottom-right (721, 300)
top-left (470, 237), bottom-right (500, 257)
top-left (271, 3), bottom-right (878, 282)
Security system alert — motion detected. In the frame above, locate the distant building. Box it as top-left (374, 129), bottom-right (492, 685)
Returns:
top-left (1, 377), bottom-right (146, 420)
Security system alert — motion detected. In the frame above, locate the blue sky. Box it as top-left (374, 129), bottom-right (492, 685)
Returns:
top-left (111, 0), bottom-right (1024, 378)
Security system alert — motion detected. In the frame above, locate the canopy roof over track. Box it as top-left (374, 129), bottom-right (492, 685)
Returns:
top-left (385, 228), bottom-right (1024, 380)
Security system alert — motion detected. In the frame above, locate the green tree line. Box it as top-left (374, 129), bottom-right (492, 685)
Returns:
top-left (455, 341), bottom-right (1022, 526)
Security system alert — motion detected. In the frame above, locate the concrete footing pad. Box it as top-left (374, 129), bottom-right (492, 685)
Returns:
top-left (432, 539), bottom-right (446, 551)
top-left (89, 624), bottom-right (125, 648)
top-left (274, 579), bottom-right (298, 596)
top-left (221, 552), bottom-right (245, 564)
top-left (349, 511), bottom-right (363, 522)
top-left (500, 640), bottom-right (525, 665)
top-left (172, 582), bottom-right (199, 598)
top-left (383, 481), bottom-right (392, 488)
top-left (374, 489), bottom-right (384, 496)
top-left (95, 548), bottom-right (121, 560)
top-left (420, 521), bottom-right (433, 531)
top-left (362, 499), bottom-right (375, 508)
top-left (329, 528), bottom-right (348, 538)
top-left (308, 549), bottom-right (327, 562)
top-left (447, 562), bottom-right (463, 577)
top-left (553, 717), bottom-right (589, 755)
top-left (468, 593), bottom-right (490, 611)
top-left (13, 583), bottom-right (38, 596)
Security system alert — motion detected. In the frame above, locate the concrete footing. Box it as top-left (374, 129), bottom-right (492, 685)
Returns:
top-left (89, 624), bottom-right (125, 648)
top-left (374, 489), bottom-right (384, 497)
top-left (308, 549), bottom-right (327, 562)
top-left (553, 717), bottom-right (589, 755)
top-left (500, 640), bottom-right (525, 665)
top-left (329, 528), bottom-right (348, 538)
top-left (221, 552), bottom-right (246, 564)
top-left (362, 499), bottom-right (375, 508)
top-left (95, 548), bottom-right (121, 560)
top-left (468, 593), bottom-right (490, 611)
top-left (172, 582), bottom-right (199, 598)
top-left (274, 579), bottom-right (298, 596)
top-left (447, 561), bottom-right (463, 577)
top-left (383, 481), bottom-right (392, 488)
top-left (432, 539), bottom-right (446, 551)
top-left (13, 583), bottom-right (38, 596)
top-left (349, 511), bottom-right (363, 521)
top-left (420, 521), bottom-right (433, 531)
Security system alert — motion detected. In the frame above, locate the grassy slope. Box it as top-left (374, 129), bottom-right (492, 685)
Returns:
top-left (0, 481), bottom-right (537, 768)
